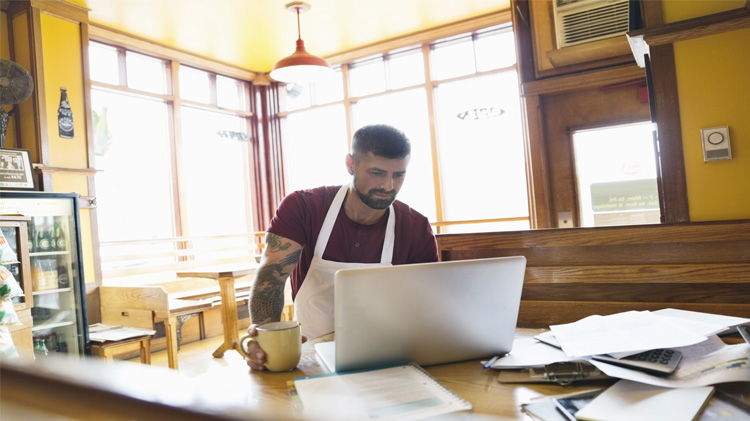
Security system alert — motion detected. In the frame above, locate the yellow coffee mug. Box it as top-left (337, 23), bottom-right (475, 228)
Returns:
top-left (237, 321), bottom-right (302, 372)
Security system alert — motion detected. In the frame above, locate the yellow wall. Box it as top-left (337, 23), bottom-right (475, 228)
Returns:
top-left (37, 11), bottom-right (96, 285)
top-left (40, 13), bottom-right (88, 169)
top-left (663, 1), bottom-right (750, 221)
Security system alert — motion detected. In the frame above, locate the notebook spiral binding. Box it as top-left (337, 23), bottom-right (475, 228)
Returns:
top-left (409, 363), bottom-right (472, 408)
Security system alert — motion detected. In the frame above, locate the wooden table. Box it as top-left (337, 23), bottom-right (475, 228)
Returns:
top-left (176, 264), bottom-right (256, 359)
top-left (188, 330), bottom-right (750, 420)
top-left (3, 329), bottom-right (749, 420)
top-left (189, 330), bottom-right (613, 420)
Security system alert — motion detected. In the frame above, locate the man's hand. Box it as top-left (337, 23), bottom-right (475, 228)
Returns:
top-left (243, 323), bottom-right (308, 371)
top-left (243, 324), bottom-right (267, 371)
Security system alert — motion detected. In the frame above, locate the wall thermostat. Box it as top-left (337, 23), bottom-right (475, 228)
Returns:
top-left (700, 126), bottom-right (732, 162)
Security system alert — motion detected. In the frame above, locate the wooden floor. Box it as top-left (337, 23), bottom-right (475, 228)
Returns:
top-left (127, 330), bottom-right (250, 377)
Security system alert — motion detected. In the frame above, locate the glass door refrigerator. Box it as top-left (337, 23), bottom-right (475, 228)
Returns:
top-left (0, 191), bottom-right (89, 357)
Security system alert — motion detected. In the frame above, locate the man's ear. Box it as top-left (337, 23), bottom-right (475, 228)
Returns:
top-left (345, 153), bottom-right (354, 175)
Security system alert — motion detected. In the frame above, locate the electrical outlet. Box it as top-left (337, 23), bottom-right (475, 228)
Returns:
top-left (701, 126), bottom-right (732, 162)
top-left (558, 211), bottom-right (574, 228)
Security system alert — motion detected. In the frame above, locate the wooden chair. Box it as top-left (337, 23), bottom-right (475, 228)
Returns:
top-left (99, 286), bottom-right (212, 369)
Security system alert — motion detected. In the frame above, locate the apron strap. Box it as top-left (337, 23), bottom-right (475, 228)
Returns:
top-left (313, 184), bottom-right (396, 264)
top-left (314, 185), bottom-right (349, 257)
top-left (380, 207), bottom-right (395, 264)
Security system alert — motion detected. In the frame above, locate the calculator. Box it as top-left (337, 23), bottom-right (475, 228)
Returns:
top-left (591, 348), bottom-right (683, 375)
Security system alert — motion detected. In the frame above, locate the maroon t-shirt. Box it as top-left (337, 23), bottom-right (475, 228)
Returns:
top-left (267, 185), bottom-right (439, 299)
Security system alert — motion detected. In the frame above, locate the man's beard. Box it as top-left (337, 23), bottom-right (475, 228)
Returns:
top-left (352, 178), bottom-right (397, 209)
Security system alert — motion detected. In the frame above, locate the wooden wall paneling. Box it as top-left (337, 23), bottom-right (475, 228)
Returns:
top-left (511, 0), bottom-right (536, 84)
top-left (437, 219), bottom-right (750, 326)
top-left (518, 301), bottom-right (750, 327)
top-left (538, 82), bottom-right (651, 227)
top-left (645, 46), bottom-right (689, 223)
top-left (519, 94), bottom-right (551, 229)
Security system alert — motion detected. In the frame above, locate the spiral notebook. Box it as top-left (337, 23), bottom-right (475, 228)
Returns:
top-left (291, 363), bottom-right (472, 420)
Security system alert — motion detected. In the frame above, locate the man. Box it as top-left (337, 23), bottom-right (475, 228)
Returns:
top-left (245, 124), bottom-right (438, 370)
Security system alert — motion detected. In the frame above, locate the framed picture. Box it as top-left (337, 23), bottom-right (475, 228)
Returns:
top-left (0, 148), bottom-right (36, 190)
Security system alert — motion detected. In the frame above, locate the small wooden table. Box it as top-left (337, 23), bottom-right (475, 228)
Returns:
top-left (176, 264), bottom-right (256, 358)
top-left (90, 335), bottom-right (154, 365)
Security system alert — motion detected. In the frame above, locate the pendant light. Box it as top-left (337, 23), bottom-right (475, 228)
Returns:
top-left (270, 1), bottom-right (332, 83)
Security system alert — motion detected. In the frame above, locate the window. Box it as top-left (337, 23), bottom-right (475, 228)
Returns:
top-left (277, 23), bottom-right (529, 233)
top-left (572, 121), bottom-right (661, 227)
top-left (89, 42), bottom-right (257, 273)
top-left (91, 90), bottom-right (174, 241)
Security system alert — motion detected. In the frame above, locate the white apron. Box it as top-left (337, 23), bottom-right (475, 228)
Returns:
top-left (294, 185), bottom-right (395, 339)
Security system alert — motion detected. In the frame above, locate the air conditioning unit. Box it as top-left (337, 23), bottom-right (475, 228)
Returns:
top-left (553, 0), bottom-right (630, 48)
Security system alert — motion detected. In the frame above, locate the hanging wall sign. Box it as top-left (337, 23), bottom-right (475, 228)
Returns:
top-left (216, 130), bottom-right (251, 141)
top-left (0, 148), bottom-right (35, 190)
top-left (456, 107), bottom-right (505, 120)
top-left (58, 87), bottom-right (74, 139)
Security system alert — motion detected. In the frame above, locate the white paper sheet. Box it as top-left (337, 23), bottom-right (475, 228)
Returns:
top-left (574, 380), bottom-right (715, 421)
top-left (550, 311), bottom-right (708, 357)
top-left (293, 364), bottom-right (472, 421)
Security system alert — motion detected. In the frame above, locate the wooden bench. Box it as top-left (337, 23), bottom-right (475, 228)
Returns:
top-left (436, 219), bottom-right (750, 327)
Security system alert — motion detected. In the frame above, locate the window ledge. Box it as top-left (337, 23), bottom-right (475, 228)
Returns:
top-left (627, 6), bottom-right (750, 67)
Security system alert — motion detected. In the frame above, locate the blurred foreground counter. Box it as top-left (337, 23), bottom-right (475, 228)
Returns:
top-left (0, 354), bottom-right (299, 421)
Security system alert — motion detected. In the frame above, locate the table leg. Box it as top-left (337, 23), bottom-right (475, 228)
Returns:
top-left (140, 338), bottom-right (152, 365)
top-left (165, 316), bottom-right (179, 369)
top-left (213, 275), bottom-right (240, 358)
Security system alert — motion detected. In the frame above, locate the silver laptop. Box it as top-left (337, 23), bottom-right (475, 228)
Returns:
top-left (315, 256), bottom-right (527, 372)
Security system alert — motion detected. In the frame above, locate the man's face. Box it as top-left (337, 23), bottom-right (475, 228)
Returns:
top-left (351, 152), bottom-right (410, 210)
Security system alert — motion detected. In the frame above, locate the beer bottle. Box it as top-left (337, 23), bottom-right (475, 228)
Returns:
top-left (58, 87), bottom-right (74, 139)
top-left (34, 338), bottom-right (49, 357)
top-left (55, 221), bottom-right (67, 251)
top-left (57, 257), bottom-right (69, 289)
top-left (37, 223), bottom-right (50, 252)
top-left (49, 224), bottom-right (58, 251)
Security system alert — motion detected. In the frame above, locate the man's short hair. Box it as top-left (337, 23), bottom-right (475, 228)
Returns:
top-left (351, 124), bottom-right (411, 161)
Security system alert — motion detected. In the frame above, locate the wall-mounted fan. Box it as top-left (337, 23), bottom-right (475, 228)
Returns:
top-left (0, 59), bottom-right (35, 148)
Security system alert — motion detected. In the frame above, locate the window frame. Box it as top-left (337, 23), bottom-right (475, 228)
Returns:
top-left (277, 11), bottom-right (528, 234)
top-left (87, 36), bottom-right (258, 241)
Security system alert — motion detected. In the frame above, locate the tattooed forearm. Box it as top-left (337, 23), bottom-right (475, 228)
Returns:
top-left (266, 233), bottom-right (292, 253)
top-left (249, 275), bottom-right (285, 324)
top-left (249, 249), bottom-right (302, 324)
top-left (280, 249), bottom-right (302, 267)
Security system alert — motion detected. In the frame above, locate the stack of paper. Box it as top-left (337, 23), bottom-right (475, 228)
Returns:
top-left (491, 309), bottom-right (750, 388)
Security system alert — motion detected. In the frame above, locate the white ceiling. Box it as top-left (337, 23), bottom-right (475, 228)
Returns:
top-left (69, 0), bottom-right (511, 72)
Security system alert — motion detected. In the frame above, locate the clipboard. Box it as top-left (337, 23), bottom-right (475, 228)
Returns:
top-left (497, 362), bottom-right (611, 386)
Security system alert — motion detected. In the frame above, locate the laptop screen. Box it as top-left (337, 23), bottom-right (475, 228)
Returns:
top-left (324, 256), bottom-right (526, 372)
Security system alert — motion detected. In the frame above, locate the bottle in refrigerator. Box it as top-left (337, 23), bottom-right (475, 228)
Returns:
top-left (57, 257), bottom-right (69, 289)
top-left (55, 220), bottom-right (67, 251)
top-left (46, 332), bottom-right (58, 351)
top-left (36, 222), bottom-right (50, 252)
top-left (48, 217), bottom-right (58, 251)
top-left (34, 338), bottom-right (49, 357)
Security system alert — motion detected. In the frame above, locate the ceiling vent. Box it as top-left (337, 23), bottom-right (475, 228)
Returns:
top-left (553, 0), bottom-right (630, 48)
